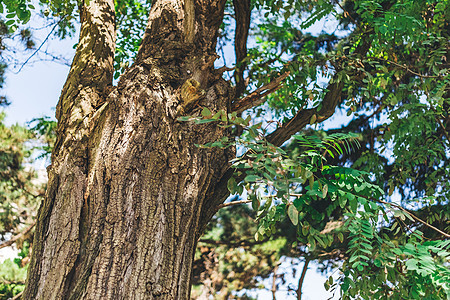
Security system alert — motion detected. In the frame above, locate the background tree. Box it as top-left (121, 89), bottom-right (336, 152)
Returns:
top-left (0, 109), bottom-right (44, 298)
top-left (0, 0), bottom-right (448, 299)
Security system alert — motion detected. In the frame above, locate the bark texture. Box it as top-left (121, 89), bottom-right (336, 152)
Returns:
top-left (24, 0), bottom-right (232, 299)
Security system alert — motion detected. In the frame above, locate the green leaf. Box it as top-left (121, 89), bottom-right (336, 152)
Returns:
top-left (405, 259), bottom-right (418, 271)
top-left (287, 204), bottom-right (299, 226)
top-left (244, 175), bottom-right (261, 182)
top-left (177, 116), bottom-right (193, 121)
top-left (201, 107), bottom-right (212, 117)
top-left (338, 232), bottom-right (344, 243)
top-left (227, 177), bottom-right (237, 194)
top-left (322, 183), bottom-right (328, 198)
top-left (252, 197), bottom-right (260, 211)
top-left (349, 194), bottom-right (358, 212)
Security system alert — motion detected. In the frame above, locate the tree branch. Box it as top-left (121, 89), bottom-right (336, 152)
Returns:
top-left (232, 71), bottom-right (290, 113)
top-left (378, 199), bottom-right (450, 238)
top-left (374, 57), bottom-right (442, 78)
top-left (271, 263), bottom-right (279, 300)
top-left (198, 237), bottom-right (268, 247)
top-left (0, 221), bottom-right (36, 250)
top-left (56, 0), bottom-right (116, 122)
top-left (296, 258), bottom-right (310, 300)
top-left (233, 0), bottom-right (252, 98)
top-left (218, 199), bottom-right (251, 208)
top-left (266, 80), bottom-right (344, 146)
top-left (266, 33), bottom-right (373, 147)
top-left (11, 291), bottom-right (23, 300)
top-left (15, 17), bottom-right (64, 74)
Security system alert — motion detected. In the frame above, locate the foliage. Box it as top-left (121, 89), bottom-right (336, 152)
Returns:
top-left (180, 0), bottom-right (450, 296)
top-left (114, 0), bottom-right (152, 78)
top-left (0, 0), bottom-right (449, 298)
top-left (0, 241), bottom-right (29, 299)
top-left (0, 0), bottom-right (34, 31)
top-left (0, 113), bottom-right (41, 241)
top-left (0, 258), bottom-right (27, 299)
top-left (0, 114), bottom-right (44, 298)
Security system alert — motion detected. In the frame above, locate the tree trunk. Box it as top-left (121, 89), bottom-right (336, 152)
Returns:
top-left (24, 0), bottom-right (232, 298)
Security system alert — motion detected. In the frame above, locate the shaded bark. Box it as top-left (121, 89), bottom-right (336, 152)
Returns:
top-left (24, 0), bottom-right (233, 299)
top-left (232, 0), bottom-right (251, 98)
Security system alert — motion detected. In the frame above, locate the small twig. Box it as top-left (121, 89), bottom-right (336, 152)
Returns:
top-left (40, 50), bottom-right (72, 66)
top-left (0, 221), bottom-right (36, 250)
top-left (15, 17), bottom-right (65, 74)
top-left (378, 199), bottom-right (450, 238)
top-left (198, 237), bottom-right (268, 247)
top-left (11, 290), bottom-right (23, 300)
top-left (297, 258), bottom-right (310, 300)
top-left (333, 0), bottom-right (356, 24)
top-left (218, 199), bottom-right (252, 208)
top-left (271, 264), bottom-right (279, 300)
top-left (216, 65), bottom-right (235, 74)
top-left (374, 57), bottom-right (441, 78)
top-left (317, 249), bottom-right (342, 258)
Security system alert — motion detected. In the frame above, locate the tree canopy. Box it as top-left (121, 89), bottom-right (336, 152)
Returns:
top-left (0, 0), bottom-right (449, 299)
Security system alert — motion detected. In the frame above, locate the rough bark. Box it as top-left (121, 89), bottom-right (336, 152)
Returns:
top-left (232, 0), bottom-right (251, 98)
top-left (24, 0), bottom-right (232, 299)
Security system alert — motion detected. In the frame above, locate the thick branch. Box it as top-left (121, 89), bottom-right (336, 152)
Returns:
top-left (266, 34), bottom-right (372, 147)
top-left (232, 72), bottom-right (290, 113)
top-left (266, 80), bottom-right (344, 146)
top-left (233, 0), bottom-right (252, 98)
top-left (53, 0), bottom-right (116, 157)
top-left (56, 0), bottom-right (116, 121)
top-left (137, 0), bottom-right (227, 62)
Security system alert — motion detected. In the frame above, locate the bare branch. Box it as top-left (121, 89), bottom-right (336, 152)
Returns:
top-left (218, 199), bottom-right (251, 208)
top-left (374, 57), bottom-right (442, 79)
top-left (0, 221), bottom-right (36, 250)
top-left (378, 199), bottom-right (450, 238)
top-left (198, 237), bottom-right (268, 247)
top-left (271, 263), bottom-right (279, 300)
top-left (15, 18), bottom-right (63, 74)
top-left (232, 71), bottom-right (290, 113)
top-left (296, 258), bottom-right (310, 300)
top-left (11, 291), bottom-right (23, 300)
top-left (266, 80), bottom-right (344, 146)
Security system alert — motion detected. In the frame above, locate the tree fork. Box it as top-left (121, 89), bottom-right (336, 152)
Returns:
top-left (24, 0), bottom-right (233, 299)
